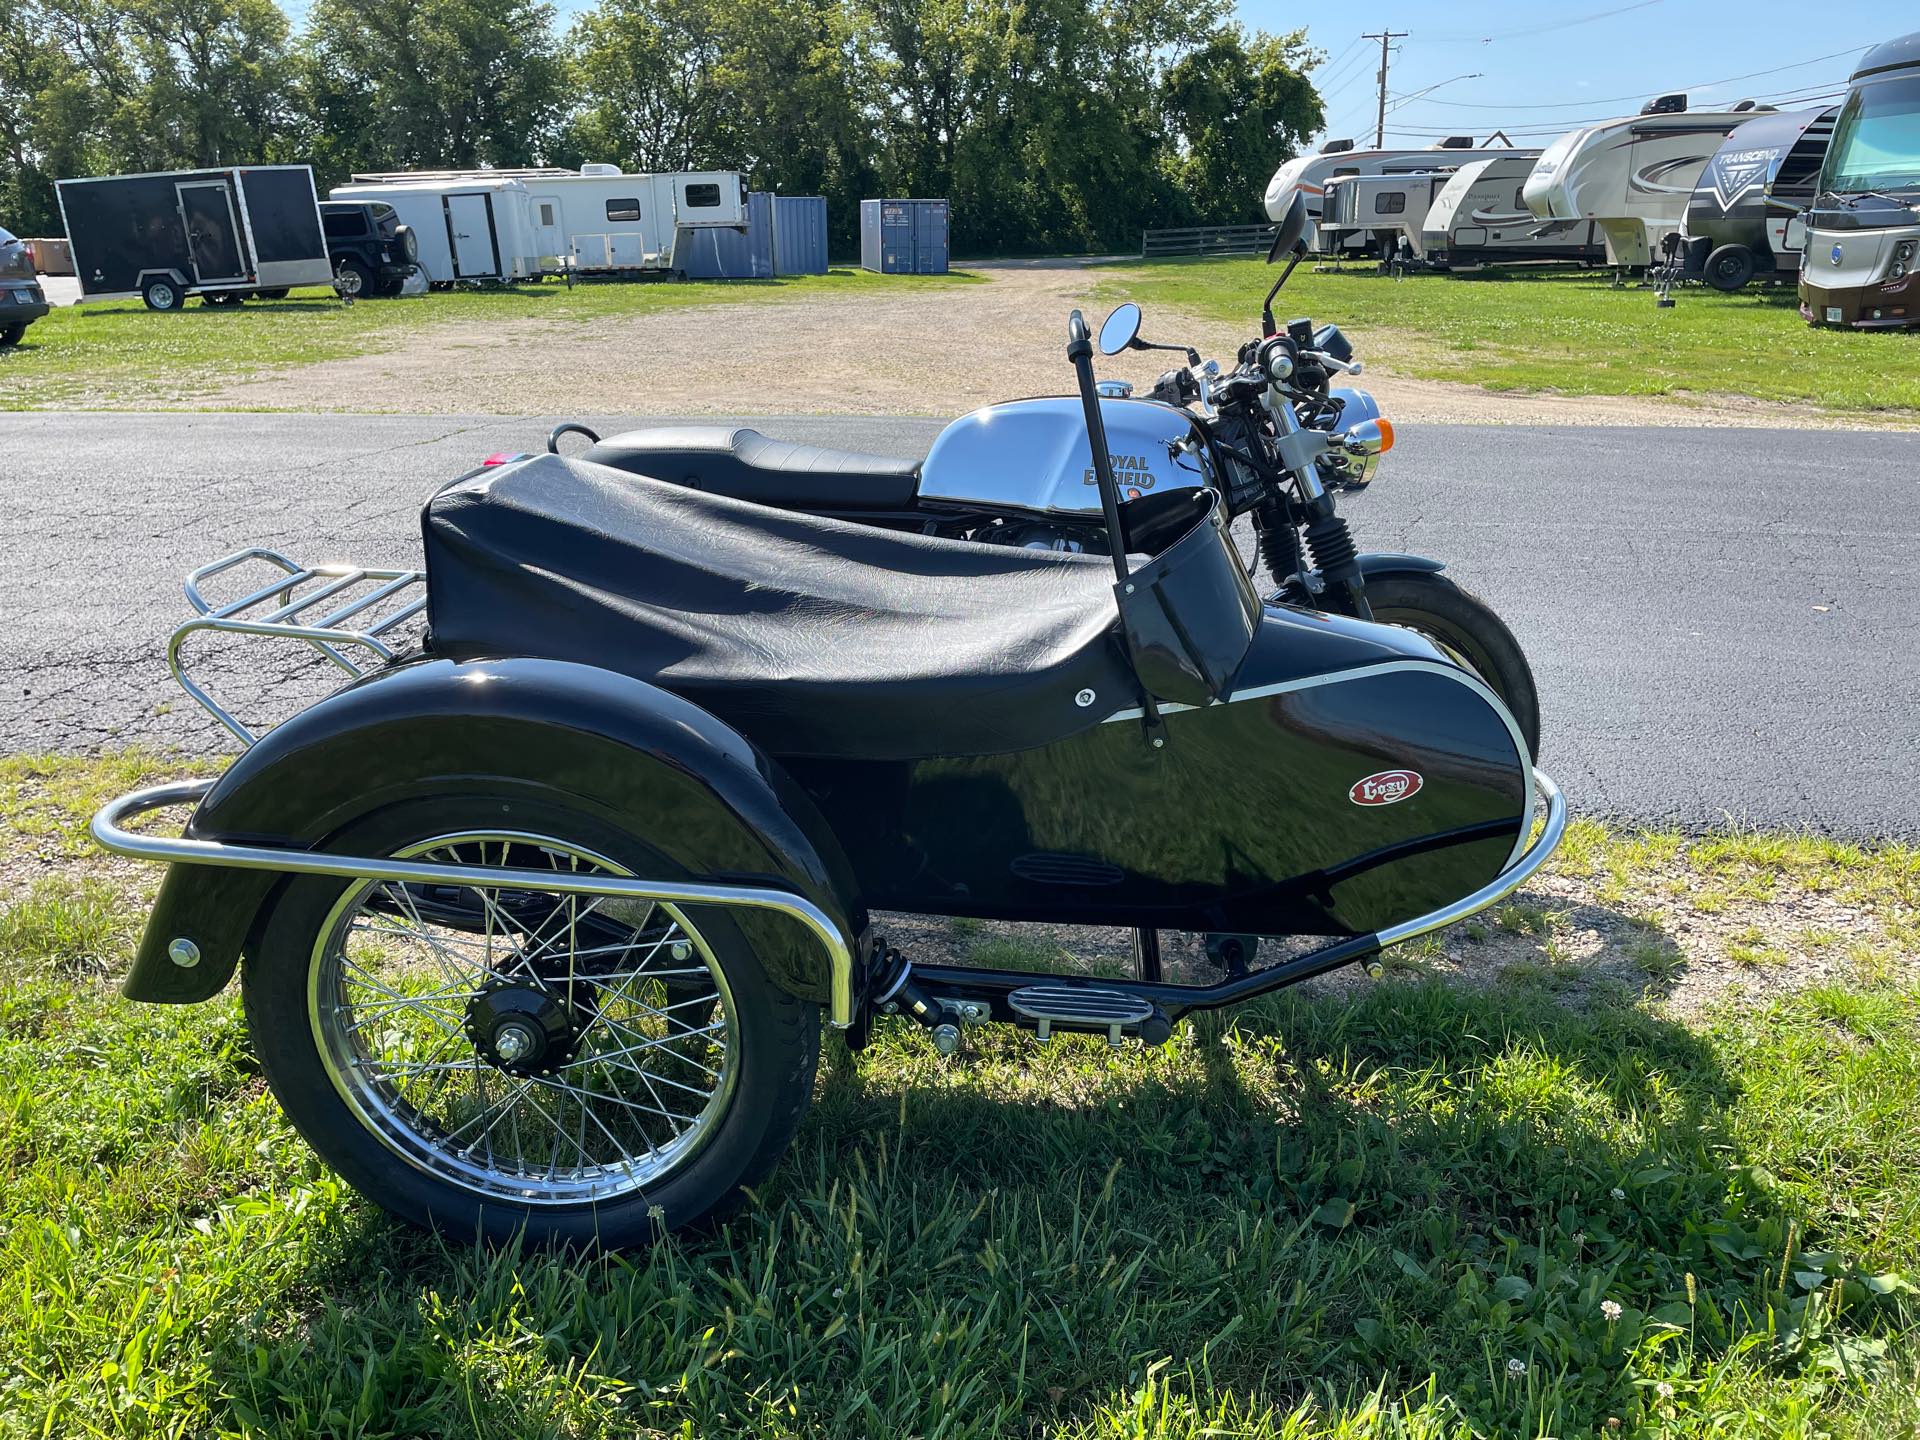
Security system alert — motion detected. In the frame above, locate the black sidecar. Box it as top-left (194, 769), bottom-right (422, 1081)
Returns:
top-left (95, 321), bottom-right (1561, 1248)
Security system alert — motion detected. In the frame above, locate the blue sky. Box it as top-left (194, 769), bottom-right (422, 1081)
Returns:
top-left (1232, 0), bottom-right (1896, 149)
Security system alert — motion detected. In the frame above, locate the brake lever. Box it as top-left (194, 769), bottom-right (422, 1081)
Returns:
top-left (1303, 350), bottom-right (1364, 377)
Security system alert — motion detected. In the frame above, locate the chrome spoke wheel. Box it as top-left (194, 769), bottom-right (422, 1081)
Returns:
top-left (308, 832), bottom-right (736, 1205)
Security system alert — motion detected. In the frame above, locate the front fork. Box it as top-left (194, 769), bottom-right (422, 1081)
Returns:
top-left (1251, 495), bottom-right (1373, 621)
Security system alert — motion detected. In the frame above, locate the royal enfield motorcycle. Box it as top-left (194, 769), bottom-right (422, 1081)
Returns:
top-left (527, 193), bottom-right (1540, 757)
top-left (96, 238), bottom-right (1564, 1250)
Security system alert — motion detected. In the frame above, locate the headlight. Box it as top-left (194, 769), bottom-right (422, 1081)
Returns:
top-left (1321, 417), bottom-right (1394, 491)
top-left (1898, 240), bottom-right (1917, 262)
top-left (1895, 261), bottom-right (1910, 280)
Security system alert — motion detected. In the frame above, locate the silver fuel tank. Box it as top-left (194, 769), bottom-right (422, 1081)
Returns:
top-left (917, 397), bottom-right (1212, 517)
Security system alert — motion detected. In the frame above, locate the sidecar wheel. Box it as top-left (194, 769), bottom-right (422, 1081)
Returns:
top-left (241, 797), bottom-right (820, 1249)
top-left (1365, 572), bottom-right (1542, 761)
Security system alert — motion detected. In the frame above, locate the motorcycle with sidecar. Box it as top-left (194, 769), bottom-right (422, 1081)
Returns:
top-left (517, 193), bottom-right (1541, 757)
top-left (95, 256), bottom-right (1565, 1249)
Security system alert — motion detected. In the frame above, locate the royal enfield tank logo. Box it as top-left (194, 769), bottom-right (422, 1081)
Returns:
top-left (1349, 769), bottom-right (1423, 807)
top-left (1083, 454), bottom-right (1157, 487)
top-left (1830, 243), bottom-right (1844, 266)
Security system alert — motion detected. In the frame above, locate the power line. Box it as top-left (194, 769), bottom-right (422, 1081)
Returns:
top-left (1417, 0), bottom-right (1664, 45)
top-left (1401, 43), bottom-right (1872, 110)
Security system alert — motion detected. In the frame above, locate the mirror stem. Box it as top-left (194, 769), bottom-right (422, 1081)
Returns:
top-left (1261, 253), bottom-right (1304, 337)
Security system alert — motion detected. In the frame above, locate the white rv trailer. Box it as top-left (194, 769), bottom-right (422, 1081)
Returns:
top-left (1319, 170), bottom-right (1461, 259)
top-left (1263, 137), bottom-right (1518, 252)
top-left (1420, 154), bottom-right (1606, 266)
top-left (1521, 96), bottom-right (1763, 267)
top-left (329, 177), bottom-right (553, 284)
top-left (347, 165), bottom-right (747, 276)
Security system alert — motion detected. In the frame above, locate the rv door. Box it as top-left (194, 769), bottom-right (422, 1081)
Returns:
top-left (176, 181), bottom-right (247, 283)
top-left (530, 194), bottom-right (563, 260)
top-left (445, 193), bottom-right (499, 279)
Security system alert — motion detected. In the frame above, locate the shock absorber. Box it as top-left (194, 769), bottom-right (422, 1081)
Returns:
top-left (1303, 512), bottom-right (1371, 620)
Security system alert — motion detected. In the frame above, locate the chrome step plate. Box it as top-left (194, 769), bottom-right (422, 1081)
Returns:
top-left (1007, 984), bottom-right (1157, 1043)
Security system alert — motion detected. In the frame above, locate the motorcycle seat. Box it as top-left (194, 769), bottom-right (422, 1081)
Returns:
top-left (580, 426), bottom-right (921, 511)
top-left (424, 454), bottom-right (1136, 762)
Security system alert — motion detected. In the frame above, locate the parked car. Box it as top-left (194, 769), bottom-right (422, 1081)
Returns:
top-left (0, 225), bottom-right (49, 344)
top-left (318, 201), bottom-right (418, 298)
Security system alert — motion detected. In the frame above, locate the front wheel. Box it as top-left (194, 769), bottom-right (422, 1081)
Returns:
top-left (241, 796), bottom-right (821, 1248)
top-left (1363, 571), bottom-right (1542, 761)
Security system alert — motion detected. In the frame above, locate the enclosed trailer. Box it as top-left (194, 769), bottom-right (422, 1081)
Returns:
top-left (1801, 32), bottom-right (1920, 329)
top-left (860, 199), bottom-right (950, 273)
top-left (1319, 170), bottom-right (1459, 259)
top-left (329, 177), bottom-right (551, 283)
top-left (675, 190), bottom-right (773, 278)
top-left (772, 196), bottom-right (830, 275)
top-left (1658, 106), bottom-right (1837, 289)
top-left (1421, 155), bottom-right (1604, 266)
top-left (350, 165), bottom-right (748, 276)
top-left (1521, 96), bottom-right (1757, 266)
top-left (56, 165), bottom-right (332, 309)
top-left (1264, 136), bottom-right (1517, 252)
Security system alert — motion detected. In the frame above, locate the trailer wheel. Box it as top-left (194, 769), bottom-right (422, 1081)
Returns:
top-left (0, 322), bottom-right (24, 347)
top-left (141, 278), bottom-right (183, 312)
top-left (204, 292), bottom-right (245, 308)
top-left (1704, 245), bottom-right (1756, 293)
top-left (256, 288), bottom-right (291, 300)
top-left (334, 257), bottom-right (373, 299)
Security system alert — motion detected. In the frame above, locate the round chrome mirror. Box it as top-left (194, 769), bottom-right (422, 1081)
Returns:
top-left (1098, 303), bottom-right (1142, 356)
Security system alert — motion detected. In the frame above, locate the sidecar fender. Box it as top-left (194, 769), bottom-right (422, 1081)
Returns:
top-left (1357, 552), bottom-right (1445, 577)
top-left (125, 656), bottom-right (864, 1009)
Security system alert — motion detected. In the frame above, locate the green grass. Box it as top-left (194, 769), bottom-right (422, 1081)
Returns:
top-left (3, 755), bottom-right (1918, 1436)
top-left (1101, 261), bottom-right (1920, 417)
top-left (0, 268), bottom-right (979, 411)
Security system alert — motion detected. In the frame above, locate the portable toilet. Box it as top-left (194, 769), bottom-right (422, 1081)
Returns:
top-left (772, 196), bottom-right (829, 275)
top-left (675, 191), bottom-right (774, 278)
top-left (860, 199), bottom-right (949, 274)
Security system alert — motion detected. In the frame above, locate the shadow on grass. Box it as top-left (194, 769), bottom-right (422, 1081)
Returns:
top-left (193, 954), bottom-right (1906, 1438)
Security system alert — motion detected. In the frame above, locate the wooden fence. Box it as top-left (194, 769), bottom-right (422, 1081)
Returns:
top-left (1140, 223), bottom-right (1278, 259)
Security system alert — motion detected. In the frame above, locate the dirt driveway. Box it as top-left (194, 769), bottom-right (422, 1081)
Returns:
top-left (212, 261), bottom-right (1856, 427)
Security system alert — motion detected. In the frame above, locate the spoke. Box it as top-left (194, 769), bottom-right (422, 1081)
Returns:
top-left (376, 881), bottom-right (492, 990)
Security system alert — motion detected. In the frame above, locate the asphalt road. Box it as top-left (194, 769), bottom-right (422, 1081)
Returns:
top-left (3, 412), bottom-right (1915, 837)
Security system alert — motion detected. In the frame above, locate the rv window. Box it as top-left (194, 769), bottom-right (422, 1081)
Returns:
top-left (1332, 167), bottom-right (1359, 178)
top-left (1514, 187), bottom-right (1527, 209)
top-left (1373, 192), bottom-right (1407, 215)
top-left (683, 183), bottom-right (723, 208)
top-left (539, 203), bottom-right (556, 227)
top-left (322, 210), bottom-right (366, 239)
top-left (605, 198), bottom-right (641, 222)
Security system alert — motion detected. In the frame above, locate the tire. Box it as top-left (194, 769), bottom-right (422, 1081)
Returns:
top-left (334, 257), bottom-right (374, 299)
top-left (142, 278), bottom-right (183, 311)
top-left (1364, 571), bottom-right (1542, 761)
top-left (256, 287), bottom-right (290, 300)
top-left (1704, 244), bottom-right (1755, 293)
top-left (204, 292), bottom-right (245, 307)
top-left (373, 274), bottom-right (407, 298)
top-left (241, 795), bottom-right (821, 1249)
top-left (0, 322), bottom-right (23, 347)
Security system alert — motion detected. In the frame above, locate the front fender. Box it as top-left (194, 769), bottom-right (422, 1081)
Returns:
top-left (126, 656), bottom-right (864, 1008)
top-left (1357, 552), bottom-right (1445, 578)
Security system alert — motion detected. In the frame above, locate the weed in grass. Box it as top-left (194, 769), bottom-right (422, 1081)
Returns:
top-left (949, 915), bottom-right (984, 939)
top-left (0, 876), bottom-right (132, 974)
top-left (1494, 902), bottom-right (1554, 936)
top-left (1726, 926), bottom-right (1790, 969)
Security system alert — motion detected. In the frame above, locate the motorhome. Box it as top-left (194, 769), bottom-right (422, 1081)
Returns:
top-left (329, 177), bottom-right (551, 284)
top-left (1421, 154), bottom-right (1605, 266)
top-left (1521, 95), bottom-right (1759, 267)
top-left (1800, 32), bottom-right (1920, 329)
top-left (347, 165), bottom-right (747, 276)
top-left (1318, 170), bottom-right (1460, 259)
top-left (55, 165), bottom-right (333, 310)
top-left (1264, 137), bottom-right (1516, 251)
top-left (1661, 106), bottom-right (1835, 289)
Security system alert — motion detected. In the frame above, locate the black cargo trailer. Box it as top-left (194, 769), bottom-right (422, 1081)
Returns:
top-left (56, 165), bottom-right (334, 310)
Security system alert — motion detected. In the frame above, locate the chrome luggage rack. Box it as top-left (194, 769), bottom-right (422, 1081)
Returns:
top-left (170, 548), bottom-right (427, 747)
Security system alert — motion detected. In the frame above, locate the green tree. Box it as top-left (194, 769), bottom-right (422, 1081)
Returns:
top-left (301, 0), bottom-right (563, 174)
top-left (1161, 25), bottom-right (1321, 224)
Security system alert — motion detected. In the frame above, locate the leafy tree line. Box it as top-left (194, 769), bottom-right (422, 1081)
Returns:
top-left (0, 0), bottom-right (1322, 255)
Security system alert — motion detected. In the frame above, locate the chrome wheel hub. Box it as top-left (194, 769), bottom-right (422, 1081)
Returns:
top-left (464, 980), bottom-right (580, 1075)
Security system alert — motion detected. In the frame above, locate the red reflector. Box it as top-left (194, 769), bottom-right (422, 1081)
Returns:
top-left (480, 451), bottom-right (521, 467)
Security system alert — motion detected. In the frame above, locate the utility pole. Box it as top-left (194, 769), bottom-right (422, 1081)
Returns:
top-left (1363, 29), bottom-right (1408, 149)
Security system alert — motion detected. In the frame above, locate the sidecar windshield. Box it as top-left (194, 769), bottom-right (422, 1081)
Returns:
top-left (1114, 489), bottom-right (1260, 707)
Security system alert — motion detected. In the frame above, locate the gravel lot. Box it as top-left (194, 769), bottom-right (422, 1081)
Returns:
top-left (207, 261), bottom-right (1880, 428)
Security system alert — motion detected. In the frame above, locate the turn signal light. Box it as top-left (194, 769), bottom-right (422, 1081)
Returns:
top-left (1374, 417), bottom-right (1395, 454)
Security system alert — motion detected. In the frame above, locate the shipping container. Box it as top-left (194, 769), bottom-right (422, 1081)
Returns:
top-left (860, 198), bottom-right (949, 273)
top-left (675, 190), bottom-right (774, 278)
top-left (772, 195), bottom-right (829, 275)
